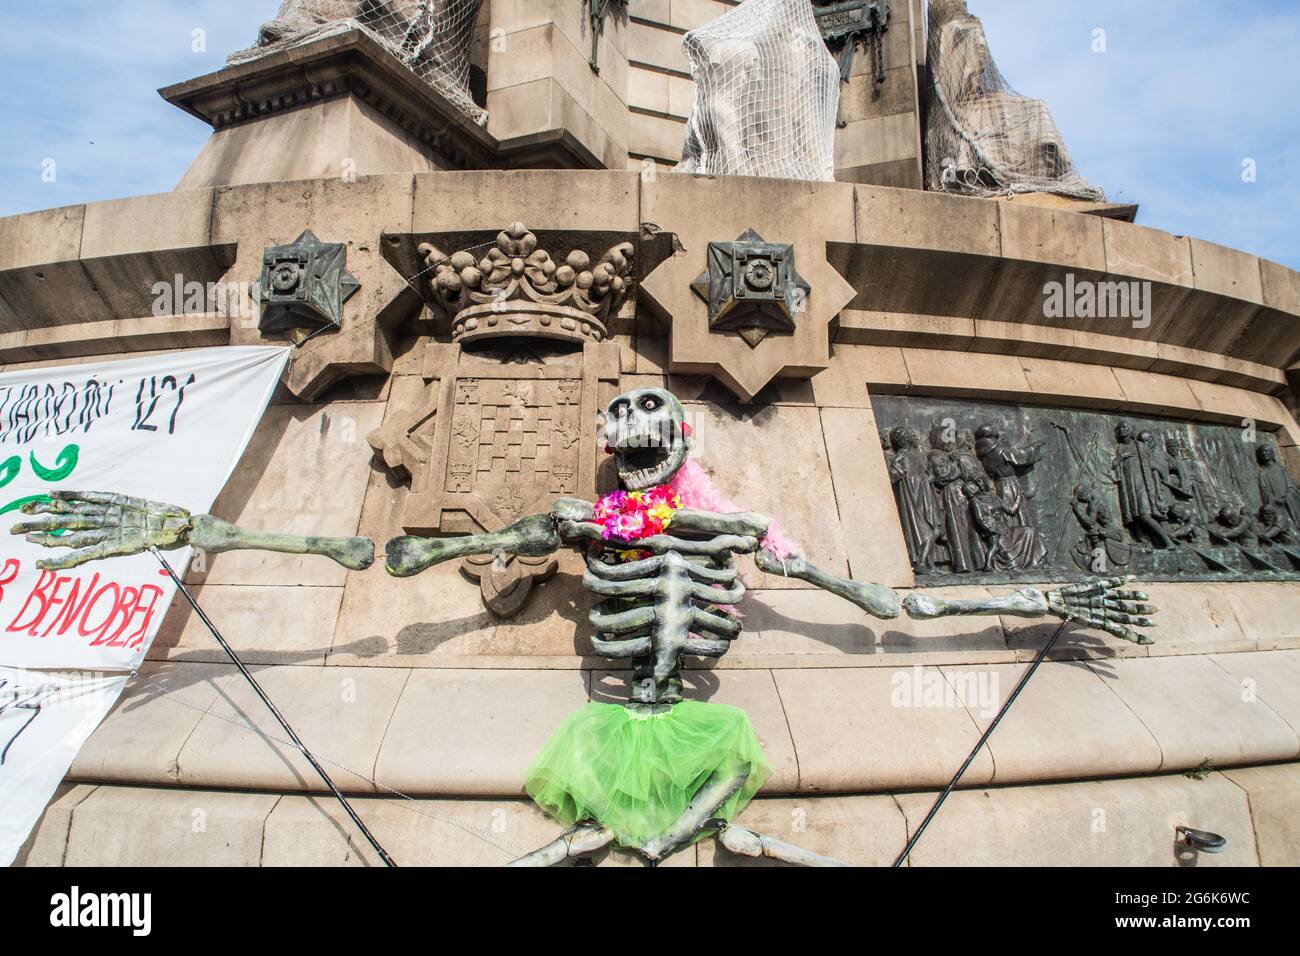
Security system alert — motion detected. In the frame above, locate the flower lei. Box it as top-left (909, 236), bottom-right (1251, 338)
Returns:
top-left (591, 485), bottom-right (682, 561)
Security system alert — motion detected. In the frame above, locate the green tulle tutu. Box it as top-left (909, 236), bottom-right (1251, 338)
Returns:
top-left (523, 700), bottom-right (772, 848)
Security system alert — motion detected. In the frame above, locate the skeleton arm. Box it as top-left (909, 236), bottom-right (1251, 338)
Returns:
top-left (658, 508), bottom-right (903, 619)
top-left (382, 500), bottom-right (593, 577)
top-left (902, 577), bottom-right (1157, 645)
top-left (10, 491), bottom-right (374, 570)
top-left (665, 510), bottom-right (1156, 644)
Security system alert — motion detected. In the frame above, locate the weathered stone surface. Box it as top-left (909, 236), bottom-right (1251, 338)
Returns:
top-left (149, 584), bottom-right (344, 665)
top-left (10, 784), bottom-right (96, 867)
top-left (374, 668), bottom-right (590, 795)
top-left (1016, 356), bottom-right (1127, 409)
top-left (1209, 649), bottom-right (1300, 733)
top-left (64, 785), bottom-right (279, 866)
top-left (834, 113), bottom-right (920, 173)
top-left (1214, 583), bottom-right (1300, 649)
top-left (1139, 584), bottom-right (1250, 657)
top-left (1189, 238), bottom-right (1264, 304)
top-left (1221, 762), bottom-right (1300, 866)
top-left (738, 585), bottom-right (1006, 661)
top-left (809, 343), bottom-right (910, 405)
top-left (840, 185), bottom-right (999, 316)
top-left (1112, 366), bottom-right (1203, 416)
top-left (0, 204), bottom-right (84, 270)
top-left (81, 190), bottom-right (214, 257)
top-left (412, 170), bottom-right (640, 233)
top-left (1092, 655), bottom-right (1299, 770)
top-left (965, 661), bottom-right (1163, 783)
top-left (976, 203), bottom-right (1106, 324)
top-left (193, 401), bottom-right (385, 587)
top-left (259, 792), bottom-right (595, 867)
top-left (900, 347), bottom-right (1031, 397)
top-left (71, 662), bottom-right (234, 785)
top-left (683, 401), bottom-right (850, 585)
top-left (895, 772), bottom-right (1258, 866)
top-left (1101, 219), bottom-right (1193, 287)
top-left (698, 793), bottom-right (907, 866)
top-left (176, 664), bottom-right (409, 793)
top-left (856, 185), bottom-right (997, 259)
top-left (180, 97), bottom-right (447, 191)
top-left (774, 666), bottom-right (996, 791)
top-left (820, 405), bottom-right (914, 587)
top-left (327, 556), bottom-right (593, 666)
top-left (837, 309), bottom-right (976, 351)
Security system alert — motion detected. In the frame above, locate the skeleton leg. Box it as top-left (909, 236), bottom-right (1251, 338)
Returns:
top-left (637, 765), bottom-right (749, 863)
top-left (506, 822), bottom-right (614, 867)
top-left (716, 822), bottom-right (850, 867)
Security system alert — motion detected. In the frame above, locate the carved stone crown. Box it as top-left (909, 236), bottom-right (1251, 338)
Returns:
top-left (418, 223), bottom-right (635, 347)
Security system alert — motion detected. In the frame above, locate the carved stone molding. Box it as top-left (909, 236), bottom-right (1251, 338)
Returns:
top-left (256, 230), bottom-right (359, 336)
top-left (690, 228), bottom-right (811, 349)
top-left (369, 339), bottom-right (620, 615)
top-left (417, 222), bottom-right (635, 348)
top-left (639, 178), bottom-right (856, 403)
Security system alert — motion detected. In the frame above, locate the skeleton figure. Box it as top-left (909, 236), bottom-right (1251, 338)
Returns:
top-left (11, 386), bottom-right (1156, 867)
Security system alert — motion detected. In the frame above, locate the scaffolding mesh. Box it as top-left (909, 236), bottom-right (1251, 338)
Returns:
top-left (675, 0), bottom-right (840, 181)
top-left (228, 0), bottom-right (487, 126)
top-left (924, 0), bottom-right (1102, 200)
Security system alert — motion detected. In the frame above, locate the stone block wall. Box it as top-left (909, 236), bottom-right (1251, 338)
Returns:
top-left (4, 169), bottom-right (1300, 865)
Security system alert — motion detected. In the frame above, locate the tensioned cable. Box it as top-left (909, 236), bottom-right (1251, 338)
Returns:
top-left (152, 548), bottom-right (399, 866)
top-left (123, 668), bottom-right (530, 859)
top-left (892, 618), bottom-right (1070, 866)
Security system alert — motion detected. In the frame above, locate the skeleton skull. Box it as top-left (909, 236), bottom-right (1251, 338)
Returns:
top-left (601, 388), bottom-right (691, 490)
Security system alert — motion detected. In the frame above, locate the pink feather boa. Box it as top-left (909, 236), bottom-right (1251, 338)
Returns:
top-left (666, 459), bottom-right (799, 560)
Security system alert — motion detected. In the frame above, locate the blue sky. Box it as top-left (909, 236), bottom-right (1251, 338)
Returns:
top-left (0, 1), bottom-right (1295, 268)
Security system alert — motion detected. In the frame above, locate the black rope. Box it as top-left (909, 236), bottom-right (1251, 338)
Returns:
top-left (150, 548), bottom-right (398, 868)
top-left (892, 618), bottom-right (1071, 867)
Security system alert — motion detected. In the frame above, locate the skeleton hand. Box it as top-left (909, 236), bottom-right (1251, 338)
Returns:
top-left (11, 491), bottom-right (193, 570)
top-left (10, 490), bottom-right (375, 571)
top-left (902, 576), bottom-right (1157, 645)
top-left (1032, 577), bottom-right (1157, 645)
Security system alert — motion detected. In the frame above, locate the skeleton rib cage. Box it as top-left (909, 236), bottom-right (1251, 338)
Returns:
top-left (582, 538), bottom-right (753, 709)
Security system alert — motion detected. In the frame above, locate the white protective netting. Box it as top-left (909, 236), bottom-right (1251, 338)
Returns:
top-left (675, 0), bottom-right (840, 181)
top-left (924, 0), bottom-right (1102, 200)
top-left (229, 0), bottom-right (487, 126)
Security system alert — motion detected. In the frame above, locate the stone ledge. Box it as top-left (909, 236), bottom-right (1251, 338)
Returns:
top-left (4, 173), bottom-right (1298, 380)
top-left (160, 26), bottom-right (497, 169)
top-left (837, 310), bottom-right (1288, 396)
top-left (808, 341), bottom-right (1298, 439)
top-left (67, 649), bottom-right (1300, 799)
top-left (23, 762), bottom-right (1299, 865)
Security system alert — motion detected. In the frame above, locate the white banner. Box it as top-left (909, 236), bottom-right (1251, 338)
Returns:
top-left (0, 345), bottom-right (289, 865)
